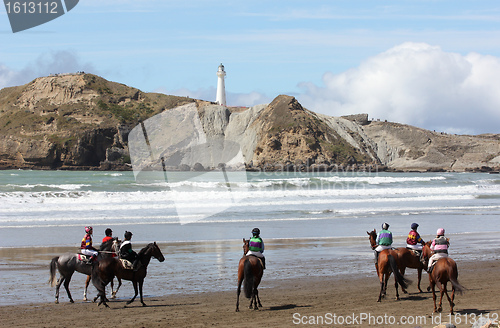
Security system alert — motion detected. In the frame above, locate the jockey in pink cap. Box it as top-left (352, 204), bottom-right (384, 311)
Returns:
top-left (428, 228), bottom-right (449, 272)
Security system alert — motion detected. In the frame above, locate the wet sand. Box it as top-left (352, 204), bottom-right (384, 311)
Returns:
top-left (0, 259), bottom-right (499, 328)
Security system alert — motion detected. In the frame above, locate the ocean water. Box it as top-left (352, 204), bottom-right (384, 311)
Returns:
top-left (0, 170), bottom-right (499, 306)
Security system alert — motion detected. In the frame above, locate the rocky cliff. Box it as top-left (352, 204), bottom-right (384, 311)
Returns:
top-left (0, 73), bottom-right (499, 172)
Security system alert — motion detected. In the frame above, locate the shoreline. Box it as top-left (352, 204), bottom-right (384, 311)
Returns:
top-left (1, 259), bottom-right (499, 328)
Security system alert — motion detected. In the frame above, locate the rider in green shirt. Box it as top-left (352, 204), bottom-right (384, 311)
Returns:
top-left (246, 228), bottom-right (266, 269)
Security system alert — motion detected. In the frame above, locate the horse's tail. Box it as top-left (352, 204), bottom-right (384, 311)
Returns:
top-left (450, 278), bottom-right (465, 295)
top-left (243, 258), bottom-right (253, 299)
top-left (387, 254), bottom-right (411, 290)
top-left (49, 256), bottom-right (59, 287)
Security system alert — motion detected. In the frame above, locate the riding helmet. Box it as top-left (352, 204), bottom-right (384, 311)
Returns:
top-left (124, 231), bottom-right (133, 239)
top-left (85, 226), bottom-right (93, 233)
top-left (105, 228), bottom-right (112, 236)
top-left (252, 228), bottom-right (260, 236)
top-left (437, 228), bottom-right (445, 236)
top-left (381, 222), bottom-right (390, 230)
top-left (411, 223), bottom-right (419, 230)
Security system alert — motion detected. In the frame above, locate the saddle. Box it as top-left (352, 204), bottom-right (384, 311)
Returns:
top-left (77, 254), bottom-right (92, 264)
top-left (119, 259), bottom-right (134, 270)
top-left (407, 249), bottom-right (421, 257)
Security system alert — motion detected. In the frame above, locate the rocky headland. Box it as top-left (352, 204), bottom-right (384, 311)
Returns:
top-left (0, 73), bottom-right (498, 172)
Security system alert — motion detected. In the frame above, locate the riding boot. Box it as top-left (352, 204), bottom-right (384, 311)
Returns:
top-left (262, 257), bottom-right (266, 270)
top-left (132, 259), bottom-right (140, 271)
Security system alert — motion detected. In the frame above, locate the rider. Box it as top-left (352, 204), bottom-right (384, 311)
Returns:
top-left (119, 231), bottom-right (139, 271)
top-left (374, 222), bottom-right (393, 270)
top-left (406, 222), bottom-right (425, 257)
top-left (100, 228), bottom-right (117, 257)
top-left (427, 228), bottom-right (449, 273)
top-left (246, 228), bottom-right (266, 270)
top-left (80, 226), bottom-right (98, 263)
top-left (102, 228), bottom-right (113, 244)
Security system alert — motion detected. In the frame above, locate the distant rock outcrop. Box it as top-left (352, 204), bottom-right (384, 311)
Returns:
top-left (0, 73), bottom-right (499, 172)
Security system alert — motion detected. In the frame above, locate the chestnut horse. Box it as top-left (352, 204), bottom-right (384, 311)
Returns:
top-left (394, 247), bottom-right (426, 293)
top-left (422, 243), bottom-right (464, 314)
top-left (236, 238), bottom-right (264, 311)
top-left (91, 242), bottom-right (165, 307)
top-left (367, 229), bottom-right (410, 302)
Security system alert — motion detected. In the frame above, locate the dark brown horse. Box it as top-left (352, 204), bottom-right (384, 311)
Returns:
top-left (422, 243), bottom-right (464, 314)
top-left (236, 238), bottom-right (264, 311)
top-left (394, 247), bottom-right (426, 292)
top-left (91, 242), bottom-right (165, 307)
top-left (367, 229), bottom-right (410, 302)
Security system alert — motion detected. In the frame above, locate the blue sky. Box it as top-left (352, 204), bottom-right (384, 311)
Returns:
top-left (2, 0), bottom-right (500, 134)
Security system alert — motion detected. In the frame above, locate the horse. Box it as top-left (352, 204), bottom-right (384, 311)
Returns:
top-left (236, 238), bottom-right (264, 311)
top-left (422, 243), bottom-right (464, 314)
top-left (48, 238), bottom-right (120, 304)
top-left (91, 242), bottom-right (165, 307)
top-left (367, 229), bottom-right (411, 302)
top-left (394, 247), bottom-right (426, 292)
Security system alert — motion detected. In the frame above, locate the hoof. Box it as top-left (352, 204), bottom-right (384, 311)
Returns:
top-left (69, 299), bottom-right (74, 303)
top-left (236, 309), bottom-right (239, 312)
top-left (427, 286), bottom-right (431, 292)
top-left (83, 297), bottom-right (88, 301)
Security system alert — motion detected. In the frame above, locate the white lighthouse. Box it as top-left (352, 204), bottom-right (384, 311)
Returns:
top-left (216, 63), bottom-right (226, 106)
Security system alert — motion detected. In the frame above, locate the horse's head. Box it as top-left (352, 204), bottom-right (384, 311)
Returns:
top-left (242, 238), bottom-right (249, 256)
top-left (421, 241), bottom-right (433, 266)
top-left (367, 229), bottom-right (377, 249)
top-left (150, 242), bottom-right (165, 262)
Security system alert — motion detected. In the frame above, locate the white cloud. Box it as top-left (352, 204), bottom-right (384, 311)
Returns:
top-left (0, 51), bottom-right (96, 89)
top-left (297, 42), bottom-right (500, 135)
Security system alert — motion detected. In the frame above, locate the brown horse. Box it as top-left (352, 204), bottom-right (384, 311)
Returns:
top-left (394, 247), bottom-right (426, 293)
top-left (367, 229), bottom-right (410, 302)
top-left (91, 242), bottom-right (165, 307)
top-left (236, 238), bottom-right (264, 311)
top-left (422, 243), bottom-right (464, 314)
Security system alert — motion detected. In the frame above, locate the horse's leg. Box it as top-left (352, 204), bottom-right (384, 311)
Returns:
top-left (139, 279), bottom-right (146, 307)
top-left (83, 275), bottom-right (90, 301)
top-left (441, 282), bottom-right (453, 314)
top-left (126, 281), bottom-right (138, 305)
top-left (417, 268), bottom-right (423, 293)
top-left (393, 273), bottom-right (400, 300)
top-left (437, 283), bottom-right (444, 313)
top-left (377, 272), bottom-right (385, 302)
top-left (236, 279), bottom-right (242, 312)
top-left (55, 276), bottom-right (64, 304)
top-left (112, 277), bottom-right (122, 299)
top-left (431, 281), bottom-right (438, 313)
top-left (399, 267), bottom-right (408, 294)
top-left (255, 287), bottom-right (262, 308)
top-left (450, 285), bottom-right (456, 314)
top-left (63, 273), bottom-right (74, 303)
top-left (110, 279), bottom-right (115, 299)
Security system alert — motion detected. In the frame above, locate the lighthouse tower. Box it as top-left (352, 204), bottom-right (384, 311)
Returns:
top-left (216, 63), bottom-right (226, 106)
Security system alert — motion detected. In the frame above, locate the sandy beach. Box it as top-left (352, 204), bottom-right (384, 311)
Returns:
top-left (0, 259), bottom-right (498, 328)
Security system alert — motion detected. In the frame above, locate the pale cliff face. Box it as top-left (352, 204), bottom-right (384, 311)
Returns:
top-left (0, 74), bottom-right (498, 172)
top-left (17, 75), bottom-right (99, 110)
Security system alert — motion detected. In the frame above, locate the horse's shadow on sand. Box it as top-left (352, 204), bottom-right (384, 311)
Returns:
top-left (456, 308), bottom-right (497, 315)
top-left (104, 298), bottom-right (200, 309)
top-left (268, 304), bottom-right (312, 311)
